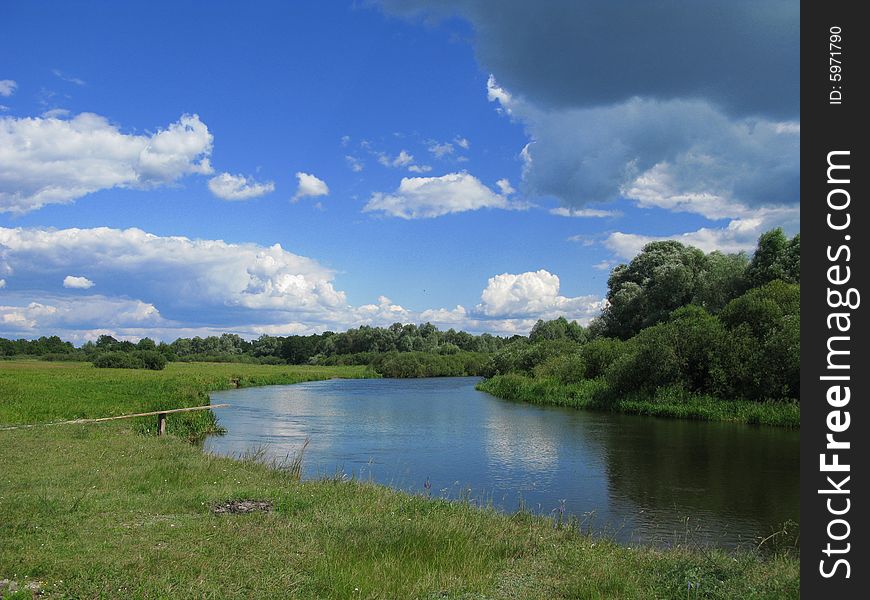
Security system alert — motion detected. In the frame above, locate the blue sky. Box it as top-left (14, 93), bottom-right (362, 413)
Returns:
top-left (0, 1), bottom-right (799, 341)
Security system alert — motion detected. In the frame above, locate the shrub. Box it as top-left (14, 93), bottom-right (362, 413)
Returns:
top-left (483, 339), bottom-right (580, 376)
top-left (136, 350), bottom-right (167, 370)
top-left (533, 353), bottom-right (587, 384)
top-left (93, 351), bottom-right (145, 369)
top-left (92, 350), bottom-right (166, 370)
top-left (579, 338), bottom-right (626, 379)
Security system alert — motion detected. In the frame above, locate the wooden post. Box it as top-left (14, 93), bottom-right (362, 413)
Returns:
top-left (157, 412), bottom-right (166, 436)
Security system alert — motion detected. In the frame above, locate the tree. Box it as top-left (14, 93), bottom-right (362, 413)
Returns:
top-left (599, 241), bottom-right (709, 338)
top-left (744, 229), bottom-right (800, 289)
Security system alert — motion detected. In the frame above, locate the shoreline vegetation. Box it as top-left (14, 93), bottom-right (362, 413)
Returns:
top-left (0, 361), bottom-right (799, 598)
top-left (476, 374), bottom-right (799, 428)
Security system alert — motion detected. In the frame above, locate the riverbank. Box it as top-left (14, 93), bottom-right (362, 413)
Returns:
top-left (1, 361), bottom-right (799, 598)
top-left (477, 373), bottom-right (800, 428)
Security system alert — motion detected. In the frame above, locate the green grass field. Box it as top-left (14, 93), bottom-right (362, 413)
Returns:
top-left (0, 361), bottom-right (798, 598)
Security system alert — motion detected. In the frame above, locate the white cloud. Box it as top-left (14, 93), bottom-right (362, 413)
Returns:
top-left (364, 172), bottom-right (520, 219)
top-left (486, 75), bottom-right (513, 112)
top-left (602, 206), bottom-right (799, 260)
top-left (407, 164), bottom-right (432, 173)
top-left (1, 296), bottom-right (161, 332)
top-left (454, 136), bottom-right (470, 150)
top-left (52, 69), bottom-right (86, 86)
top-left (427, 141), bottom-right (454, 158)
top-left (40, 108), bottom-right (70, 119)
top-left (0, 112), bottom-right (214, 213)
top-left (208, 172), bottom-right (275, 200)
top-left (378, 150), bottom-right (414, 168)
top-left (1, 226), bottom-right (605, 340)
top-left (345, 155), bottom-right (364, 172)
top-left (0, 278), bottom-right (5, 288)
top-left (292, 172), bottom-right (329, 201)
top-left (495, 178), bottom-right (515, 196)
top-left (476, 269), bottom-right (602, 320)
top-left (0, 80), bottom-right (17, 97)
top-left (0, 226), bottom-right (345, 320)
top-left (63, 275), bottom-right (95, 289)
top-left (549, 207), bottom-right (621, 218)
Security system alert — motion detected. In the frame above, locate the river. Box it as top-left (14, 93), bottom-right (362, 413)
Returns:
top-left (204, 376), bottom-right (799, 547)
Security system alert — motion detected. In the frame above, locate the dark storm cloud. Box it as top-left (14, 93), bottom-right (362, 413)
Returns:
top-left (381, 0), bottom-right (799, 119)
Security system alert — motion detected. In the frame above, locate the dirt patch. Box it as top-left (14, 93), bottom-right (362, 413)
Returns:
top-left (211, 500), bottom-right (273, 515)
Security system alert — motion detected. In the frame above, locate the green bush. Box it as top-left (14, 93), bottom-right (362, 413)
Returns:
top-left (375, 351), bottom-right (488, 378)
top-left (532, 353), bottom-right (587, 384)
top-left (136, 350), bottom-right (167, 370)
top-left (483, 339), bottom-right (581, 376)
top-left (578, 338), bottom-right (626, 379)
top-left (92, 350), bottom-right (166, 370)
top-left (93, 351), bottom-right (145, 369)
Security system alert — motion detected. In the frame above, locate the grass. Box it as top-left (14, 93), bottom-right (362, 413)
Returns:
top-left (0, 361), bottom-right (375, 440)
top-left (477, 374), bottom-right (800, 428)
top-left (0, 361), bottom-right (798, 598)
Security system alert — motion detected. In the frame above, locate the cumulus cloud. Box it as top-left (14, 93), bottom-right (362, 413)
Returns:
top-left (0, 278), bottom-right (5, 288)
top-left (476, 269), bottom-right (602, 319)
top-left (63, 275), bottom-right (95, 289)
top-left (292, 172), bottom-right (329, 201)
top-left (407, 164), bottom-right (432, 173)
top-left (1, 225), bottom-right (604, 339)
top-left (364, 172), bottom-right (520, 219)
top-left (208, 172), bottom-right (275, 200)
top-left (602, 206), bottom-right (800, 260)
top-left (1, 296), bottom-right (162, 332)
top-left (0, 112), bottom-right (214, 213)
top-left (0, 226), bottom-right (345, 326)
top-left (0, 80), bottom-right (16, 97)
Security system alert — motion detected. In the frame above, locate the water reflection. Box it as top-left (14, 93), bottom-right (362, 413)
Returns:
top-left (205, 377), bottom-right (798, 546)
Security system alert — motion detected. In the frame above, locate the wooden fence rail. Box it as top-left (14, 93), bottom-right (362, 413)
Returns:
top-left (0, 403), bottom-right (230, 434)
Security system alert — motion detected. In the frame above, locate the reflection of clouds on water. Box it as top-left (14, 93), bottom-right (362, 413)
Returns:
top-left (482, 401), bottom-right (560, 491)
top-left (205, 382), bottom-right (343, 461)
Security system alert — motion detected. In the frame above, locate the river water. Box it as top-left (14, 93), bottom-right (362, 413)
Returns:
top-left (204, 376), bottom-right (799, 547)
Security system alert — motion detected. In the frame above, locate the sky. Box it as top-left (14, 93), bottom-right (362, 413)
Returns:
top-left (0, 0), bottom-right (800, 342)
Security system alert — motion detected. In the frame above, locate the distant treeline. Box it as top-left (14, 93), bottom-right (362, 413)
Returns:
top-left (0, 322), bottom-right (507, 375)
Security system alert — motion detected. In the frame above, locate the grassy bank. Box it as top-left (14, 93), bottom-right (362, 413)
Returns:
top-left (1, 361), bottom-right (798, 598)
top-left (477, 374), bottom-right (800, 428)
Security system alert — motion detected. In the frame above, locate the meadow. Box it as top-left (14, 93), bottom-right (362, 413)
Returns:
top-left (0, 361), bottom-right (798, 598)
